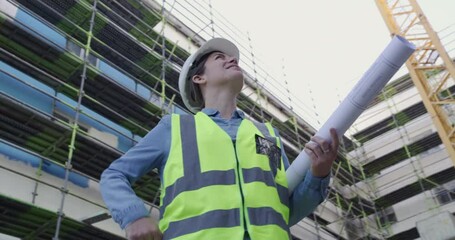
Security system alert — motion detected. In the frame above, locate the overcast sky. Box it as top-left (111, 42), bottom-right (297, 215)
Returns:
top-left (209, 0), bottom-right (455, 127)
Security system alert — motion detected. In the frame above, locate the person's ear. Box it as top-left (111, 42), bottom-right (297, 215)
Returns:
top-left (192, 74), bottom-right (206, 85)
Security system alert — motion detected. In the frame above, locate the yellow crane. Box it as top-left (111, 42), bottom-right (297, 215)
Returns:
top-left (375, 0), bottom-right (455, 165)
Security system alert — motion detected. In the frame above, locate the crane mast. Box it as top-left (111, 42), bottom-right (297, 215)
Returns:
top-left (375, 0), bottom-right (455, 165)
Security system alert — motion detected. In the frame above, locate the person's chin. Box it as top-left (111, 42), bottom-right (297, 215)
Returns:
top-left (232, 78), bottom-right (244, 91)
top-left (232, 71), bottom-right (244, 81)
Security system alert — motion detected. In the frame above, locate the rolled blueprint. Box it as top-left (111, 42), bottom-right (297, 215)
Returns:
top-left (286, 35), bottom-right (415, 193)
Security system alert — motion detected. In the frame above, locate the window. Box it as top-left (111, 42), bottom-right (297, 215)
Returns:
top-left (53, 109), bottom-right (89, 132)
top-left (66, 40), bottom-right (83, 58)
top-left (66, 39), bottom-right (99, 67)
top-left (87, 53), bottom-right (99, 67)
top-left (378, 207), bottom-right (397, 226)
top-left (433, 180), bottom-right (455, 206)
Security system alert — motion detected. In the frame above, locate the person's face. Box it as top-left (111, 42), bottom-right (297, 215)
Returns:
top-left (193, 51), bottom-right (244, 93)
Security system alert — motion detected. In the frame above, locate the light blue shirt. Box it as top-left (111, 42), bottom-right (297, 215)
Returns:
top-left (100, 108), bottom-right (330, 232)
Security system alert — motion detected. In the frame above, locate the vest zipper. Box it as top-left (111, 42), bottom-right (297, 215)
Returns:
top-left (232, 140), bottom-right (249, 238)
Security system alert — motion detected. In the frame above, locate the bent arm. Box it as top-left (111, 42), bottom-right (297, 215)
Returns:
top-left (288, 169), bottom-right (330, 226)
top-left (274, 129), bottom-right (330, 226)
top-left (100, 116), bottom-right (171, 229)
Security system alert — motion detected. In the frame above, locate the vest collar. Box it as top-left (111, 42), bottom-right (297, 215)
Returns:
top-left (201, 108), bottom-right (245, 120)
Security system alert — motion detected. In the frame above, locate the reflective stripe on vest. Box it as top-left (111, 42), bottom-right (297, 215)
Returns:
top-left (165, 209), bottom-right (241, 239)
top-left (161, 114), bottom-right (237, 210)
top-left (159, 114), bottom-right (240, 239)
top-left (242, 167), bottom-right (289, 207)
top-left (159, 113), bottom-right (290, 240)
top-left (249, 121), bottom-right (289, 208)
top-left (236, 119), bottom-right (290, 240)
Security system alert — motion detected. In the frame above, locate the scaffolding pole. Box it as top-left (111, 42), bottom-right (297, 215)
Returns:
top-left (53, 1), bottom-right (98, 239)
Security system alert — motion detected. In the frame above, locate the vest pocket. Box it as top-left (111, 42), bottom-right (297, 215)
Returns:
top-left (254, 134), bottom-right (282, 176)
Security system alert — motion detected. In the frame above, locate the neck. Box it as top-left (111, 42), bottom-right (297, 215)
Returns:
top-left (203, 89), bottom-right (238, 119)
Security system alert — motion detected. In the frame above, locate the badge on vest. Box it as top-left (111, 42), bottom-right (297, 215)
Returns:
top-left (255, 134), bottom-right (282, 175)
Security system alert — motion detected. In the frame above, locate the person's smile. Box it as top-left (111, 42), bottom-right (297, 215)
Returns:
top-left (226, 64), bottom-right (242, 71)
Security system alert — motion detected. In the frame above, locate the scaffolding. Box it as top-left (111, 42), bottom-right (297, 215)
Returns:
top-left (341, 70), bottom-right (455, 239)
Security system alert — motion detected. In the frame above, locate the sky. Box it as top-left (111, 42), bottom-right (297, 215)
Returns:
top-left (209, 0), bottom-right (455, 128)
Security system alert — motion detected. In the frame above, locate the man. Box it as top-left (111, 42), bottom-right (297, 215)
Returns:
top-left (100, 38), bottom-right (339, 240)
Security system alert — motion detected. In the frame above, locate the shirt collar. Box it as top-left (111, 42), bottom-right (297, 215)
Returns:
top-left (202, 108), bottom-right (245, 119)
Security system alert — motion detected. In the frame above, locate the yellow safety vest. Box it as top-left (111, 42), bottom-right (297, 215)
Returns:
top-left (159, 112), bottom-right (290, 239)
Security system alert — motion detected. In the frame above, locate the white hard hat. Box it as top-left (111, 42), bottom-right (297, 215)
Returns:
top-left (179, 38), bottom-right (240, 113)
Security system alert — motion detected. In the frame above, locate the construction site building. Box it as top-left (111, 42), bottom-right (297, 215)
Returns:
top-left (0, 0), bottom-right (454, 239)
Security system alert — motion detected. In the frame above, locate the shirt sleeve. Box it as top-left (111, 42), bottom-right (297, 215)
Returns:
top-left (273, 128), bottom-right (331, 226)
top-left (100, 115), bottom-right (171, 229)
top-left (288, 169), bottom-right (330, 226)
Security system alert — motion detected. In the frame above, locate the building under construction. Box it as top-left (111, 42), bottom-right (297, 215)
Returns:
top-left (0, 0), bottom-right (454, 239)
